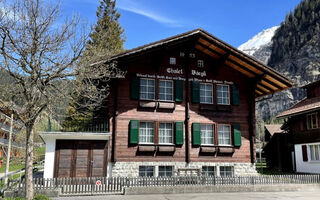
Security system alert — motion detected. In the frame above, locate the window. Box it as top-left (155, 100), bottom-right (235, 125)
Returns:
top-left (159, 123), bottom-right (173, 144)
top-left (220, 166), bottom-right (233, 177)
top-left (139, 166), bottom-right (154, 177)
top-left (189, 53), bottom-right (195, 58)
top-left (310, 144), bottom-right (320, 161)
top-left (140, 78), bottom-right (155, 100)
top-left (307, 113), bottom-right (318, 129)
top-left (159, 80), bottom-right (173, 101)
top-left (158, 166), bottom-right (173, 177)
top-left (218, 125), bottom-right (231, 145)
top-left (202, 166), bottom-right (215, 176)
top-left (217, 84), bottom-right (230, 105)
top-left (139, 122), bottom-right (154, 143)
top-left (197, 60), bottom-right (204, 68)
top-left (200, 124), bottom-right (214, 145)
top-left (169, 57), bottom-right (176, 65)
top-left (179, 52), bottom-right (185, 57)
top-left (200, 83), bottom-right (213, 104)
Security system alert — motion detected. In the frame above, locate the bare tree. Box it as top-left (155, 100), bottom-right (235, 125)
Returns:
top-left (0, 0), bottom-right (118, 198)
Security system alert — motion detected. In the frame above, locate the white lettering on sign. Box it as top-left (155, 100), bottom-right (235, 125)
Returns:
top-left (191, 70), bottom-right (206, 77)
top-left (167, 68), bottom-right (183, 74)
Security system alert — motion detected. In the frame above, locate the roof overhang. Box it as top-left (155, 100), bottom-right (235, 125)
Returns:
top-left (39, 131), bottom-right (111, 143)
top-left (277, 107), bottom-right (320, 119)
top-left (92, 29), bottom-right (294, 98)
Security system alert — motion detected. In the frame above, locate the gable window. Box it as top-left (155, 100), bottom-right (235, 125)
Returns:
top-left (202, 166), bottom-right (215, 176)
top-left (159, 80), bottom-right (173, 101)
top-left (216, 84), bottom-right (230, 105)
top-left (310, 144), bottom-right (320, 161)
top-left (200, 83), bottom-right (213, 104)
top-left (197, 60), bottom-right (204, 68)
top-left (220, 166), bottom-right (233, 177)
top-left (169, 57), bottom-right (176, 65)
top-left (159, 122), bottom-right (173, 144)
top-left (200, 124), bottom-right (214, 145)
top-left (307, 113), bottom-right (318, 129)
top-left (139, 166), bottom-right (154, 177)
top-left (158, 166), bottom-right (173, 177)
top-left (218, 124), bottom-right (231, 146)
top-left (139, 122), bottom-right (154, 144)
top-left (140, 78), bottom-right (155, 100)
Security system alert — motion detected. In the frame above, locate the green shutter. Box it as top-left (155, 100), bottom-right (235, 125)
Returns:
top-left (232, 84), bottom-right (240, 105)
top-left (175, 80), bottom-right (183, 102)
top-left (192, 123), bottom-right (201, 146)
top-left (130, 77), bottom-right (140, 100)
top-left (175, 121), bottom-right (184, 145)
top-left (129, 120), bottom-right (139, 144)
top-left (233, 124), bottom-right (241, 147)
top-left (192, 81), bottom-right (200, 103)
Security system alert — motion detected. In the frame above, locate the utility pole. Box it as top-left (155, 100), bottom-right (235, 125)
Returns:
top-left (5, 113), bottom-right (14, 184)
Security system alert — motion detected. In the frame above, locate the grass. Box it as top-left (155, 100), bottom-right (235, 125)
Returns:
top-left (0, 163), bottom-right (25, 173)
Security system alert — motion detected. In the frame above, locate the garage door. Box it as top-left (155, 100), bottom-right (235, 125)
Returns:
top-left (54, 140), bottom-right (108, 178)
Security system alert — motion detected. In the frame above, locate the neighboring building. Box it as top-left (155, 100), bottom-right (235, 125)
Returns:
top-left (41, 29), bottom-right (293, 178)
top-left (277, 80), bottom-right (320, 174)
top-left (264, 124), bottom-right (283, 142)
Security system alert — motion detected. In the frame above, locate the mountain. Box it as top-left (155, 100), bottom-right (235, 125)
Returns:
top-left (238, 0), bottom-right (320, 122)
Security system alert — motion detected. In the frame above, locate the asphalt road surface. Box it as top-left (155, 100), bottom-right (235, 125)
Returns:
top-left (52, 191), bottom-right (320, 200)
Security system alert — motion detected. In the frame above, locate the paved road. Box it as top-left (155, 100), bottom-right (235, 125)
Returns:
top-left (52, 191), bottom-right (320, 200)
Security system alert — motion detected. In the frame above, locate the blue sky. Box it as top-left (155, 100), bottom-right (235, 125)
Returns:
top-left (62, 0), bottom-right (301, 50)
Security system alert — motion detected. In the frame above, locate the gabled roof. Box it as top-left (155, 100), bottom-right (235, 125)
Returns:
top-left (94, 28), bottom-right (293, 97)
top-left (277, 96), bottom-right (320, 118)
top-left (265, 124), bottom-right (283, 135)
top-left (302, 79), bottom-right (320, 89)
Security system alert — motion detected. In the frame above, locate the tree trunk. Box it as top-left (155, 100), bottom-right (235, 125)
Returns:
top-left (25, 125), bottom-right (34, 200)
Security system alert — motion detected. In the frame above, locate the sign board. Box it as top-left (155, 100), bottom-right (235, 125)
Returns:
top-left (96, 180), bottom-right (102, 186)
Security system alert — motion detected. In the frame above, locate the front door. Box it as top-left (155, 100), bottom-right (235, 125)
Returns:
top-left (54, 140), bottom-right (108, 178)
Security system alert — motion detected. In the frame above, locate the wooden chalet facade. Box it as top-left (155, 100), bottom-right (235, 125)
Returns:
top-left (277, 80), bottom-right (320, 173)
top-left (41, 29), bottom-right (293, 178)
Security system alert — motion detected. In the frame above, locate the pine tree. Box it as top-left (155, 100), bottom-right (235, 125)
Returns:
top-left (85, 0), bottom-right (125, 60)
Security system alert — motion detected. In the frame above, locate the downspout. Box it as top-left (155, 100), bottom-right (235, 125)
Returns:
top-left (184, 50), bottom-right (190, 164)
top-left (111, 79), bottom-right (118, 163)
top-left (248, 82), bottom-right (255, 164)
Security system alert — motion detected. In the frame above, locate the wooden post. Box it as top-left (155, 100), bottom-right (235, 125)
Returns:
top-left (4, 113), bottom-right (14, 185)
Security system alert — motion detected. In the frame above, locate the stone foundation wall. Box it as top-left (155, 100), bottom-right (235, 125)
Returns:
top-left (111, 162), bottom-right (257, 177)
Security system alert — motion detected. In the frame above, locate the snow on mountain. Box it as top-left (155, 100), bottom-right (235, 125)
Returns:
top-left (238, 26), bottom-right (279, 56)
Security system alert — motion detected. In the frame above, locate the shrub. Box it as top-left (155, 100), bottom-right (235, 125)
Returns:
top-left (33, 194), bottom-right (50, 200)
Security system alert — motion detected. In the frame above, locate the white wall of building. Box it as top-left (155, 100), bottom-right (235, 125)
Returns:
top-left (43, 138), bottom-right (56, 178)
top-left (295, 142), bottom-right (320, 174)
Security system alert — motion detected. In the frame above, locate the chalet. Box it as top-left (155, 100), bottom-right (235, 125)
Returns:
top-left (40, 29), bottom-right (293, 178)
top-left (277, 80), bottom-right (320, 174)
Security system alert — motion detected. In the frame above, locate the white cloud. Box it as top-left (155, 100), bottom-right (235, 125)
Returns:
top-left (116, 0), bottom-right (181, 27)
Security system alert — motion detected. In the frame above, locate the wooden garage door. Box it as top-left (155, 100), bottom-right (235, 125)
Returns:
top-left (54, 140), bottom-right (108, 178)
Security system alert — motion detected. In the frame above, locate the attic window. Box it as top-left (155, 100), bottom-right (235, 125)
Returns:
top-left (307, 113), bottom-right (318, 130)
top-left (197, 60), bottom-right (204, 68)
top-left (169, 57), bottom-right (176, 65)
top-left (189, 53), bottom-right (195, 58)
top-left (179, 52), bottom-right (185, 57)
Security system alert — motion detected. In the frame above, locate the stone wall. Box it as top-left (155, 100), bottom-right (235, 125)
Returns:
top-left (111, 162), bottom-right (257, 177)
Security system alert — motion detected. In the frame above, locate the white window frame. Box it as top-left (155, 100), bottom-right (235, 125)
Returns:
top-left (197, 60), bottom-right (204, 68)
top-left (169, 57), bottom-right (176, 65)
top-left (139, 166), bottom-right (154, 177)
top-left (307, 113), bottom-right (318, 130)
top-left (200, 124), bottom-right (214, 146)
top-left (218, 124), bottom-right (232, 146)
top-left (309, 144), bottom-right (320, 161)
top-left (139, 122), bottom-right (155, 144)
top-left (200, 83), bottom-right (213, 104)
top-left (140, 78), bottom-right (155, 100)
top-left (220, 166), bottom-right (233, 177)
top-left (158, 166), bottom-right (173, 177)
top-left (202, 166), bottom-right (215, 177)
top-left (216, 84), bottom-right (230, 105)
top-left (159, 122), bottom-right (174, 144)
top-left (158, 80), bottom-right (173, 101)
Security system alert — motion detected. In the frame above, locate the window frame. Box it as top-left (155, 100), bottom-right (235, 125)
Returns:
top-left (158, 166), bottom-right (173, 177)
top-left (219, 166), bottom-right (233, 177)
top-left (139, 78), bottom-right (155, 100)
top-left (200, 124), bottom-right (215, 146)
top-left (158, 122), bottom-right (174, 145)
top-left (202, 166), bottom-right (215, 177)
top-left (309, 144), bottom-right (320, 162)
top-left (169, 57), bottom-right (176, 65)
top-left (218, 124), bottom-right (232, 146)
top-left (158, 79), bottom-right (174, 102)
top-left (216, 84), bottom-right (230, 105)
top-left (307, 113), bottom-right (318, 130)
top-left (200, 83), bottom-right (213, 104)
top-left (139, 166), bottom-right (154, 177)
top-left (139, 121), bottom-right (155, 144)
top-left (197, 59), bottom-right (204, 68)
